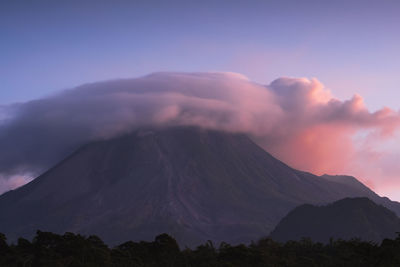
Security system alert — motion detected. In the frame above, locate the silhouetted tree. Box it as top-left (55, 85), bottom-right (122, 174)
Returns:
top-left (1, 231), bottom-right (400, 266)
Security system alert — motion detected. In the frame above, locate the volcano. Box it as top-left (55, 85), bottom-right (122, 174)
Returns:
top-left (0, 127), bottom-right (399, 247)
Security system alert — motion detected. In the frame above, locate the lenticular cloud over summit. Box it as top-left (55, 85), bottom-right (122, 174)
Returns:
top-left (0, 72), bottom-right (399, 197)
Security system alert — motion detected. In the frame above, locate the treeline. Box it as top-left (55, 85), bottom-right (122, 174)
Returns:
top-left (1, 231), bottom-right (400, 267)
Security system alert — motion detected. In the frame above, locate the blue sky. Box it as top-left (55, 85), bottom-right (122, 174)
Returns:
top-left (1, 0), bottom-right (400, 111)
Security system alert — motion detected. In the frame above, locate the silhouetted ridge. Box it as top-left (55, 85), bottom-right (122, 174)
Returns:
top-left (270, 197), bottom-right (400, 243)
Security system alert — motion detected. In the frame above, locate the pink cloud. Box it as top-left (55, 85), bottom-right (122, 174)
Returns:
top-left (0, 173), bottom-right (33, 194)
top-left (258, 77), bottom-right (400, 198)
top-left (0, 72), bottom-right (399, 199)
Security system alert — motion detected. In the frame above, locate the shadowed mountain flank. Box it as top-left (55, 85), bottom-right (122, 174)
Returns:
top-left (270, 197), bottom-right (400, 243)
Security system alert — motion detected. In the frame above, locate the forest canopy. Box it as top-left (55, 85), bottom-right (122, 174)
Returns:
top-left (1, 231), bottom-right (400, 266)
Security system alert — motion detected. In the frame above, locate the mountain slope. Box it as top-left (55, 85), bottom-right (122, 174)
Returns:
top-left (0, 127), bottom-right (399, 247)
top-left (270, 197), bottom-right (400, 243)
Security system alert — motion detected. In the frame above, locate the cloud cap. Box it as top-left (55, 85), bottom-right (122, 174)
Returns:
top-left (0, 72), bottom-right (399, 199)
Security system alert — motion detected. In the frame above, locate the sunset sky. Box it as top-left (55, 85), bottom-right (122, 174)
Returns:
top-left (1, 1), bottom-right (400, 199)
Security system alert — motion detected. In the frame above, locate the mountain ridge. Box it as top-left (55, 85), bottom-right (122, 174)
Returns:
top-left (270, 197), bottom-right (400, 243)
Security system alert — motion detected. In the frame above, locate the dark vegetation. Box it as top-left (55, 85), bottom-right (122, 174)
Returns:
top-left (2, 231), bottom-right (400, 266)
